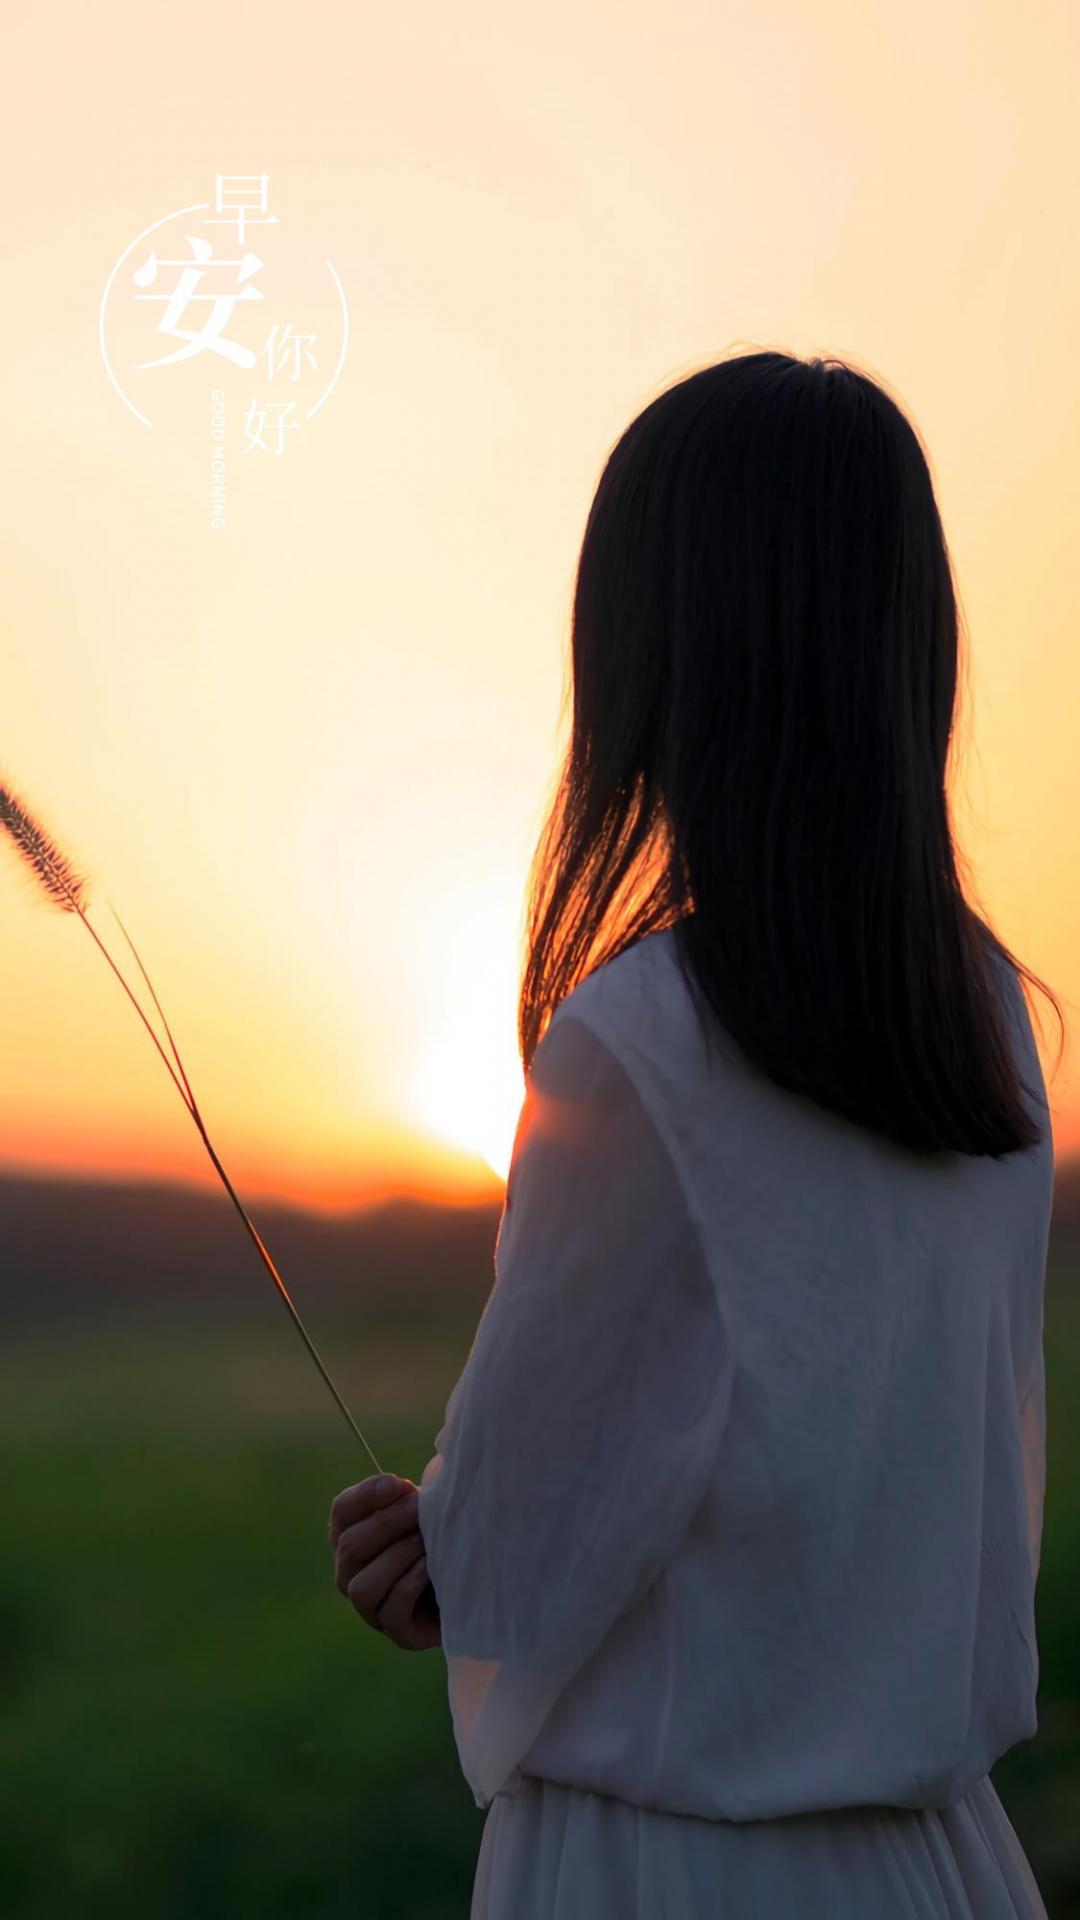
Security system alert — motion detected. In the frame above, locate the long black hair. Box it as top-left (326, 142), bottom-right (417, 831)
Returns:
top-left (518, 347), bottom-right (1063, 1159)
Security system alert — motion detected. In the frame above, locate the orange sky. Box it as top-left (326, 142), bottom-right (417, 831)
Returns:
top-left (0, 0), bottom-right (1076, 1216)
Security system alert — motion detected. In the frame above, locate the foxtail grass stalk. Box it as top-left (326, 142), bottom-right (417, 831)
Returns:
top-left (0, 776), bottom-right (382, 1472)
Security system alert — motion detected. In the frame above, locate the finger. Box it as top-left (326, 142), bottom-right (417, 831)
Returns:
top-left (336, 1512), bottom-right (420, 1589)
top-left (373, 1552), bottom-right (430, 1644)
top-left (343, 1533), bottom-right (425, 1618)
top-left (327, 1473), bottom-right (408, 1548)
top-left (327, 1474), bottom-right (410, 1548)
top-left (333, 1492), bottom-right (421, 1579)
top-left (344, 1535), bottom-right (425, 1624)
top-left (335, 1519), bottom-right (422, 1598)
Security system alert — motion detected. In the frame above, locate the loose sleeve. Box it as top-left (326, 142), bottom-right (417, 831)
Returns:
top-left (416, 1010), bottom-right (735, 1809)
top-left (1019, 1353), bottom-right (1046, 1584)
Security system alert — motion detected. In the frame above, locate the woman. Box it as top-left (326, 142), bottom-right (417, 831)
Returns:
top-left (327, 348), bottom-right (1061, 1916)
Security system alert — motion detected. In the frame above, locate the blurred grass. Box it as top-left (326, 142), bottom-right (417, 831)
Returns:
top-left (994, 1264), bottom-right (1080, 1918)
top-left (1, 1276), bottom-right (1078, 1917)
top-left (0, 1310), bottom-right (486, 1919)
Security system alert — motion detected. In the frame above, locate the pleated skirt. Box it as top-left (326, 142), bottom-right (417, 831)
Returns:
top-left (469, 1771), bottom-right (1047, 1919)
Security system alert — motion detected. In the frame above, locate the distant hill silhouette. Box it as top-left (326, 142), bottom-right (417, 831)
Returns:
top-left (1, 1153), bottom-right (1076, 1334)
top-left (0, 1172), bottom-right (504, 1333)
top-left (1047, 1154), bottom-right (1080, 1290)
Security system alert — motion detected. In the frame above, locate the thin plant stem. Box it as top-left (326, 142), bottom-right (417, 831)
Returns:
top-left (107, 898), bottom-right (199, 1114)
top-left (68, 884), bottom-right (194, 1112)
top-left (99, 901), bottom-right (383, 1472)
top-left (182, 1098), bottom-right (383, 1472)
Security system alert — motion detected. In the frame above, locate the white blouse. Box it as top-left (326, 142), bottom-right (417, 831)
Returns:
top-left (416, 923), bottom-right (1053, 1822)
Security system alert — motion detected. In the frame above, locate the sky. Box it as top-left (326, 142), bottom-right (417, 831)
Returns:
top-left (0, 0), bottom-right (1076, 1216)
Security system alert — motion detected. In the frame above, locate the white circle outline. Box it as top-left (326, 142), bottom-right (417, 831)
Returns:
top-left (101, 208), bottom-right (350, 430)
top-left (99, 202), bottom-right (209, 427)
top-left (306, 261), bottom-right (349, 419)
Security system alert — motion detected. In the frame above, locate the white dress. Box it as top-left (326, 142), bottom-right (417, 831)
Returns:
top-left (416, 923), bottom-right (1054, 1917)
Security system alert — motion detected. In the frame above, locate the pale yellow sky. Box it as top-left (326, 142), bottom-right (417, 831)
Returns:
top-left (0, 0), bottom-right (1076, 1215)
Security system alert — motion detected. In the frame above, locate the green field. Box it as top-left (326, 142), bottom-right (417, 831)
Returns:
top-left (2, 1281), bottom-right (1078, 1918)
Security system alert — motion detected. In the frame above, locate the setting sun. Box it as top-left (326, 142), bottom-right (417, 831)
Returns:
top-left (405, 897), bottom-right (526, 1183)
